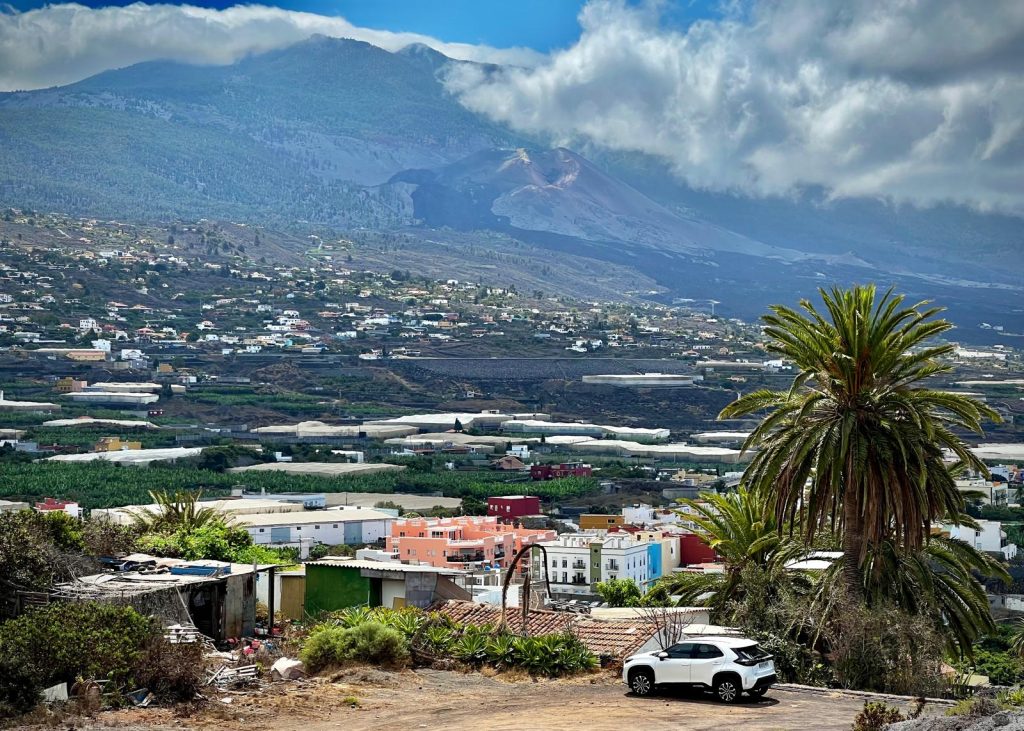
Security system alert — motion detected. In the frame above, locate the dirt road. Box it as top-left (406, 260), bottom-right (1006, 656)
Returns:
top-left (51, 668), bottom-right (934, 731)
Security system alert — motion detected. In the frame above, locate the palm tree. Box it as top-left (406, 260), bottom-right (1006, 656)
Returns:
top-left (659, 488), bottom-right (806, 610)
top-left (131, 489), bottom-right (224, 532)
top-left (721, 285), bottom-right (998, 596)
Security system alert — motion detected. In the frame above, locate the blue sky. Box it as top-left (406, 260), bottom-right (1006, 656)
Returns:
top-left (7, 0), bottom-right (722, 51)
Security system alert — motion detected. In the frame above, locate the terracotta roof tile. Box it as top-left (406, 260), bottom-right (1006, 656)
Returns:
top-left (430, 600), bottom-right (658, 660)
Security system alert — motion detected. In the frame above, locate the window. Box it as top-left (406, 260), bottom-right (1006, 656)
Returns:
top-left (296, 527), bottom-right (302, 531)
top-left (333, 524), bottom-right (338, 529)
top-left (665, 643), bottom-right (695, 659)
top-left (259, 528), bottom-right (265, 533)
top-left (733, 645), bottom-right (771, 662)
top-left (561, 559), bottom-right (567, 568)
top-left (315, 525), bottom-right (320, 530)
top-left (694, 644), bottom-right (723, 659)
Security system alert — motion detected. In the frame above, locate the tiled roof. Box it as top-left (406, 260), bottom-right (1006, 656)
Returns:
top-left (430, 600), bottom-right (658, 660)
top-left (432, 600), bottom-right (573, 637)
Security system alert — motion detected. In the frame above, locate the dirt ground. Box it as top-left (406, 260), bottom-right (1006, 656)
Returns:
top-left (19, 668), bottom-right (940, 731)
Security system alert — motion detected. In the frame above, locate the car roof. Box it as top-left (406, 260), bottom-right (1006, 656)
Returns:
top-left (679, 636), bottom-right (758, 648)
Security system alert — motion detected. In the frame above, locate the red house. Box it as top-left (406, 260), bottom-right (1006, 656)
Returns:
top-left (679, 533), bottom-right (718, 565)
top-left (530, 462), bottom-right (593, 481)
top-left (488, 495), bottom-right (542, 520)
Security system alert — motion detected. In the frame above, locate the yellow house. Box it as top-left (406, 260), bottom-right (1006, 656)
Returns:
top-left (53, 377), bottom-right (87, 394)
top-left (579, 514), bottom-right (624, 531)
top-left (93, 436), bottom-right (142, 452)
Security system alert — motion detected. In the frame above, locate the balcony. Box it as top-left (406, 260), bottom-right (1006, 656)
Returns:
top-left (571, 575), bottom-right (587, 585)
top-left (606, 562), bottom-right (620, 571)
top-left (572, 561), bottom-right (586, 569)
top-left (447, 553), bottom-right (486, 563)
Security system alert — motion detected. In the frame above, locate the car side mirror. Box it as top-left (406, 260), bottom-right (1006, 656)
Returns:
top-left (657, 652), bottom-right (669, 660)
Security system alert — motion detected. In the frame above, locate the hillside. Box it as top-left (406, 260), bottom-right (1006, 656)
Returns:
top-left (0, 35), bottom-right (1021, 329)
top-left (0, 36), bottom-right (519, 225)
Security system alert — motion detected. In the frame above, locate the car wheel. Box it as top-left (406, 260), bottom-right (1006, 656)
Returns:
top-left (714, 677), bottom-right (741, 703)
top-left (629, 669), bottom-right (655, 697)
top-left (748, 687), bottom-right (768, 698)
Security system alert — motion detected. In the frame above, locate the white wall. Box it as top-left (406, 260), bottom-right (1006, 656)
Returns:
top-left (360, 519), bottom-right (390, 544)
top-left (381, 578), bottom-right (406, 609)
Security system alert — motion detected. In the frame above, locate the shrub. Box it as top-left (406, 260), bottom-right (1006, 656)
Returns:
top-left (999, 687), bottom-right (1024, 709)
top-left (130, 637), bottom-right (205, 703)
top-left (509, 633), bottom-right (597, 677)
top-left (346, 622), bottom-right (409, 668)
top-left (946, 696), bottom-right (1001, 718)
top-left (0, 658), bottom-right (40, 719)
top-left (300, 626), bottom-right (356, 673)
top-left (968, 648), bottom-right (1024, 686)
top-left (0, 602), bottom-right (155, 689)
top-left (594, 578), bottom-right (642, 607)
top-left (828, 603), bottom-right (945, 696)
top-left (851, 701), bottom-right (905, 731)
top-left (300, 621), bottom-right (409, 672)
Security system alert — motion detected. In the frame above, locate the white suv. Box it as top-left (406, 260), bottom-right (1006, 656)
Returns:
top-left (623, 636), bottom-right (777, 703)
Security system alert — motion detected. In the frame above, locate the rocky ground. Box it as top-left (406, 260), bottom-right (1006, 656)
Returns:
top-left (13, 668), bottom-right (944, 731)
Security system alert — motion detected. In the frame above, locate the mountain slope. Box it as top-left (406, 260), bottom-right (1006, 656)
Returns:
top-left (391, 147), bottom-right (858, 263)
top-left (0, 36), bottom-right (520, 224)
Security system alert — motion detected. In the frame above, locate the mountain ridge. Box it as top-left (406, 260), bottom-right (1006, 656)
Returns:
top-left (0, 35), bottom-right (1020, 328)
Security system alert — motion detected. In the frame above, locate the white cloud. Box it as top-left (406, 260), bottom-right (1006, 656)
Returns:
top-left (0, 2), bottom-right (541, 91)
top-left (1, 0), bottom-right (1021, 213)
top-left (446, 0), bottom-right (1024, 213)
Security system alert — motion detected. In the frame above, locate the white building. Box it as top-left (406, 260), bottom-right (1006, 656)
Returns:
top-left (237, 507), bottom-right (393, 549)
top-left (538, 534), bottom-right (652, 597)
top-left (956, 478), bottom-right (1010, 506)
top-left (944, 519), bottom-right (1017, 560)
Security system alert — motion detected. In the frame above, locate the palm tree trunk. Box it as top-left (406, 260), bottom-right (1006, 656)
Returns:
top-left (842, 494), bottom-right (865, 599)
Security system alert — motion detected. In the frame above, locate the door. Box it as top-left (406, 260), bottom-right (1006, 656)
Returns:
top-left (344, 522), bottom-right (361, 545)
top-left (687, 643), bottom-right (726, 686)
top-left (656, 642), bottom-right (695, 684)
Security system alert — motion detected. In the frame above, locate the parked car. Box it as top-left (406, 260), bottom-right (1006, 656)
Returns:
top-left (623, 637), bottom-right (777, 703)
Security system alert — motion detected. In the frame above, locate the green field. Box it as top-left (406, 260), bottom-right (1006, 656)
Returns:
top-left (0, 462), bottom-right (599, 509)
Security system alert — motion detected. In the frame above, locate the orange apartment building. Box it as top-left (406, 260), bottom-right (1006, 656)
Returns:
top-left (385, 516), bottom-right (556, 570)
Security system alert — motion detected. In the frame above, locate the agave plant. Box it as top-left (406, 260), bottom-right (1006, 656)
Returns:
top-left (453, 633), bottom-right (488, 665)
top-left (485, 633), bottom-right (518, 668)
top-left (334, 605), bottom-right (374, 628)
top-left (377, 608), bottom-right (424, 638)
top-left (418, 624), bottom-right (455, 656)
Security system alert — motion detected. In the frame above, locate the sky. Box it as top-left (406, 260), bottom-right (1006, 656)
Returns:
top-left (1, 0), bottom-right (1022, 214)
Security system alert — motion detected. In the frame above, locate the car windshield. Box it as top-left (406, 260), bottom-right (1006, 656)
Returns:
top-left (733, 644), bottom-right (771, 661)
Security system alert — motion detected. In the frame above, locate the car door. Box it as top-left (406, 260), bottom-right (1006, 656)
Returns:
top-left (687, 643), bottom-right (725, 687)
top-left (656, 642), bottom-right (695, 684)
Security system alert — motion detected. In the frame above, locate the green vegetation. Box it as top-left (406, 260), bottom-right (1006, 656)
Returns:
top-left (301, 622), bottom-right (410, 671)
top-left (0, 510), bottom-right (89, 593)
top-left (300, 606), bottom-right (597, 678)
top-left (657, 287), bottom-right (1007, 695)
top-left (0, 603), bottom-right (203, 717)
top-left (132, 490), bottom-right (296, 564)
top-left (593, 578), bottom-right (644, 607)
top-left (0, 462), bottom-right (599, 509)
top-left (724, 285), bottom-right (998, 598)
